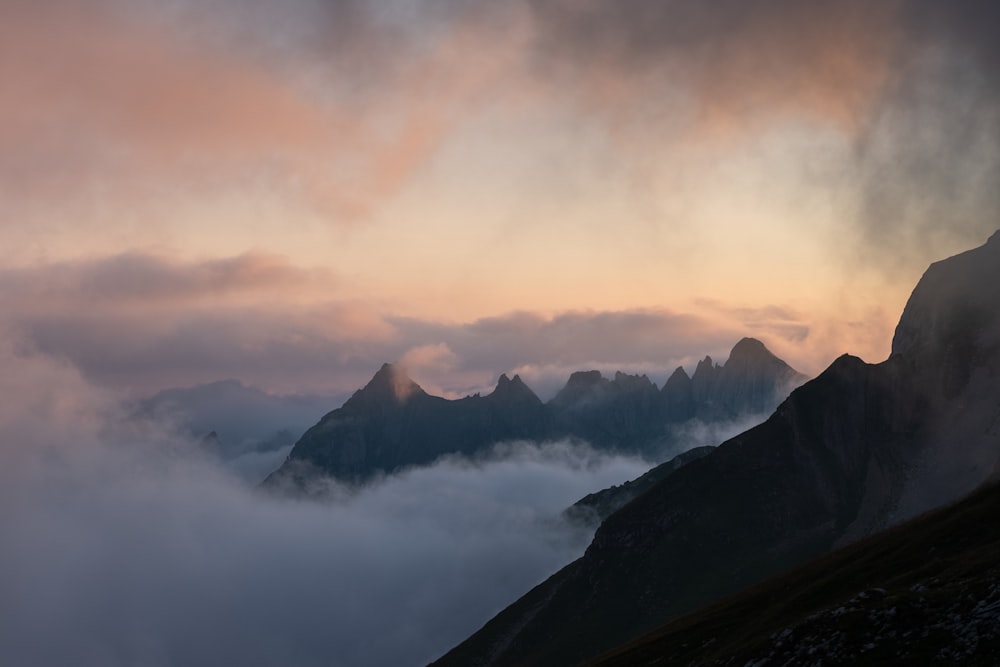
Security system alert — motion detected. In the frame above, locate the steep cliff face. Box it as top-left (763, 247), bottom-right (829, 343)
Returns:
top-left (888, 230), bottom-right (1000, 521)
top-left (661, 367), bottom-right (695, 422)
top-left (431, 232), bottom-right (1000, 667)
top-left (892, 231), bottom-right (1000, 365)
top-left (549, 370), bottom-right (665, 452)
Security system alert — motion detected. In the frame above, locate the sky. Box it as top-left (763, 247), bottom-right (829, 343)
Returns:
top-left (3, 0), bottom-right (999, 400)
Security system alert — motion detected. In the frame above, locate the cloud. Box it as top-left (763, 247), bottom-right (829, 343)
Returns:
top-left (2, 253), bottom-right (767, 395)
top-left (694, 300), bottom-right (810, 343)
top-left (0, 0), bottom-right (531, 229)
top-left (0, 339), bottom-right (651, 667)
top-left (400, 342), bottom-right (459, 375)
top-left (849, 41), bottom-right (1000, 276)
top-left (518, 0), bottom-right (1000, 277)
top-left (2, 0), bottom-right (995, 315)
top-left (523, 0), bottom-right (900, 140)
top-left (1, 252), bottom-right (331, 306)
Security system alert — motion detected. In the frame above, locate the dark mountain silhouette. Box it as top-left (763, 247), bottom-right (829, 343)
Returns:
top-left (431, 231), bottom-right (1000, 666)
top-left (266, 364), bottom-right (549, 490)
top-left (564, 445), bottom-right (716, 525)
top-left (589, 481), bottom-right (1000, 667)
top-left (263, 339), bottom-right (805, 488)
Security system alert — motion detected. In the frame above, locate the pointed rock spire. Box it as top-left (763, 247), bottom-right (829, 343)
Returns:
top-left (491, 373), bottom-right (542, 406)
top-left (347, 362), bottom-right (424, 406)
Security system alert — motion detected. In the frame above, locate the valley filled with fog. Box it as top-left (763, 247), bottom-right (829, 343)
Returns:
top-left (0, 341), bottom-right (666, 666)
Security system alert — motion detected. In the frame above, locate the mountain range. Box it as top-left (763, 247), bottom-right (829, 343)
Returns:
top-left (431, 231), bottom-right (1000, 665)
top-left (263, 337), bottom-right (805, 489)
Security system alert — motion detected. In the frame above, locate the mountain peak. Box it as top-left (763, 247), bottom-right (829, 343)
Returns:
top-left (612, 371), bottom-right (655, 392)
top-left (355, 362), bottom-right (424, 404)
top-left (494, 372), bottom-right (531, 392)
top-left (665, 366), bottom-right (691, 385)
top-left (495, 373), bottom-right (528, 389)
top-left (892, 230), bottom-right (1000, 362)
top-left (692, 356), bottom-right (718, 382)
top-left (723, 338), bottom-right (797, 376)
top-left (728, 337), bottom-right (773, 362)
top-left (551, 370), bottom-right (610, 407)
top-left (566, 370), bottom-right (605, 387)
top-left (491, 373), bottom-right (542, 405)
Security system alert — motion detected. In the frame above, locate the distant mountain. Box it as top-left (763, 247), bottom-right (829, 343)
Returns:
top-left (431, 232), bottom-right (1000, 666)
top-left (263, 338), bottom-right (805, 489)
top-left (136, 379), bottom-right (343, 460)
top-left (265, 366), bottom-right (549, 490)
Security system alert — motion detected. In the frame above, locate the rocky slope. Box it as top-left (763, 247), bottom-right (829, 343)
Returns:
top-left (431, 231), bottom-right (1000, 666)
top-left (265, 338), bottom-right (804, 487)
top-left (589, 481), bottom-right (1000, 667)
top-left (593, 484), bottom-right (1000, 667)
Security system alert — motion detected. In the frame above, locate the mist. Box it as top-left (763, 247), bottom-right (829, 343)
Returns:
top-left (0, 342), bottom-right (651, 667)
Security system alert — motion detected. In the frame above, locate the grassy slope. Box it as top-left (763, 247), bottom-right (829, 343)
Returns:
top-left (588, 481), bottom-right (1000, 666)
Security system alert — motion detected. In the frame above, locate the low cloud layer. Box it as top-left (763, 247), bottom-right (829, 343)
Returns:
top-left (0, 341), bottom-right (651, 667)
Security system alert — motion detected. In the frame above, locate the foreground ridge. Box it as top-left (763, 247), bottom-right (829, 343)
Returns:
top-left (431, 231), bottom-right (1000, 665)
top-left (589, 482), bottom-right (1000, 666)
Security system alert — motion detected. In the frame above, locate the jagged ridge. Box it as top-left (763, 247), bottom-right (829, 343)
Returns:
top-left (264, 338), bottom-right (805, 488)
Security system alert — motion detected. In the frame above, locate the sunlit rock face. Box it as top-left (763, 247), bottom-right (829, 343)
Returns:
top-left (431, 232), bottom-right (1000, 667)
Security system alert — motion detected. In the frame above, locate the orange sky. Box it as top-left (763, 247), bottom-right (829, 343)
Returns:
top-left (2, 0), bottom-right (997, 397)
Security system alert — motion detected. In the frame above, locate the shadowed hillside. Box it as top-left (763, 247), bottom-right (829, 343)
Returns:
top-left (589, 482), bottom-right (1000, 666)
top-left (431, 232), bottom-right (1000, 666)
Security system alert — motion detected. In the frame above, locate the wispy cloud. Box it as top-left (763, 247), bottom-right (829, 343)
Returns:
top-left (3, 253), bottom-right (776, 394)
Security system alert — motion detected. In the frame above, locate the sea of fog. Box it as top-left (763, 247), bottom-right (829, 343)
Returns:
top-left (1, 341), bottom-right (658, 667)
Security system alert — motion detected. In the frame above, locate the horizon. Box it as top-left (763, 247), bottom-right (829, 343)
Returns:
top-left (175, 333), bottom-right (801, 405)
top-left (130, 337), bottom-right (766, 401)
